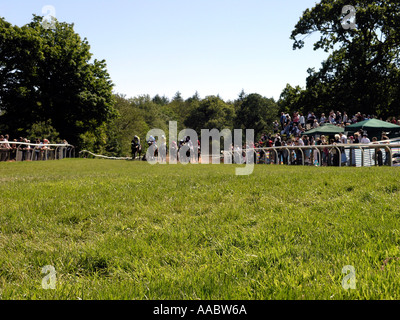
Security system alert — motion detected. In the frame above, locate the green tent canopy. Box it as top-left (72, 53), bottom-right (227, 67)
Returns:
top-left (346, 118), bottom-right (400, 131)
top-left (345, 119), bottom-right (400, 138)
top-left (302, 123), bottom-right (345, 136)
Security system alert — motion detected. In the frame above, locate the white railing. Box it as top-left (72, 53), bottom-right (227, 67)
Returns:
top-left (0, 141), bottom-right (75, 162)
top-left (79, 150), bottom-right (132, 160)
top-left (224, 142), bottom-right (400, 167)
top-left (59, 138), bottom-right (400, 168)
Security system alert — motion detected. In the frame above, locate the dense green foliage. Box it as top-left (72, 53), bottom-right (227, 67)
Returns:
top-left (0, 16), bottom-right (116, 147)
top-left (110, 91), bottom-right (279, 157)
top-left (281, 1), bottom-right (400, 117)
top-left (236, 94), bottom-right (279, 139)
top-left (1, 159), bottom-right (400, 299)
top-left (0, 14), bottom-right (279, 155)
top-left (2, 1), bottom-right (400, 157)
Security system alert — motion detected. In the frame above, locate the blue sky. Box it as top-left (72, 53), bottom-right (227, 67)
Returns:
top-left (0, 0), bottom-right (330, 101)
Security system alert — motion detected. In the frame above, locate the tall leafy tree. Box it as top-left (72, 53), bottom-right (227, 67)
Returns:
top-left (0, 15), bottom-right (116, 146)
top-left (185, 91), bottom-right (200, 104)
top-left (235, 93), bottom-right (279, 139)
top-left (233, 89), bottom-right (247, 115)
top-left (105, 94), bottom-right (151, 156)
top-left (172, 91), bottom-right (183, 102)
top-left (152, 94), bottom-right (170, 106)
top-left (278, 84), bottom-right (305, 115)
top-left (184, 95), bottom-right (235, 134)
top-left (290, 0), bottom-right (400, 118)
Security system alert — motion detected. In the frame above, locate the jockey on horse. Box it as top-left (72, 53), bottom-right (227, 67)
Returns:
top-left (146, 135), bottom-right (158, 161)
top-left (131, 135), bottom-right (142, 160)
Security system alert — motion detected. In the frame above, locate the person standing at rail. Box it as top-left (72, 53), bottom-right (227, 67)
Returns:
top-left (360, 133), bottom-right (370, 144)
top-left (371, 137), bottom-right (383, 166)
top-left (274, 135), bottom-right (282, 165)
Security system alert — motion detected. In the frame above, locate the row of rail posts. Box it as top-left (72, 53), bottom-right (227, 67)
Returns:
top-left (2, 141), bottom-right (399, 166)
top-left (222, 142), bottom-right (399, 167)
top-left (0, 141), bottom-right (75, 162)
top-left (251, 143), bottom-right (398, 167)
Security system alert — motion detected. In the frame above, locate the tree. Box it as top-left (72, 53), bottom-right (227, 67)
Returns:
top-left (184, 95), bottom-right (235, 134)
top-left (0, 15), bottom-right (116, 147)
top-left (152, 94), bottom-right (170, 106)
top-left (172, 91), bottom-right (183, 102)
top-left (104, 94), bottom-right (146, 156)
top-left (290, 1), bottom-right (400, 118)
top-left (26, 120), bottom-right (60, 142)
top-left (233, 89), bottom-right (247, 115)
top-left (235, 93), bottom-right (279, 139)
top-left (185, 91), bottom-right (200, 104)
top-left (278, 84), bottom-right (305, 115)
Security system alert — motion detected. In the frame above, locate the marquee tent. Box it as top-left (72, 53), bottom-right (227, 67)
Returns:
top-left (345, 119), bottom-right (400, 139)
top-left (302, 123), bottom-right (345, 136)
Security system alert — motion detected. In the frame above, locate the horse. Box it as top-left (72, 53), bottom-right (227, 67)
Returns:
top-left (131, 139), bottom-right (142, 160)
top-left (145, 140), bottom-right (158, 162)
top-left (159, 142), bottom-right (167, 163)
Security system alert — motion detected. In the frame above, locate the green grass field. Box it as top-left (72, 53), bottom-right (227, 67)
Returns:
top-left (0, 159), bottom-right (400, 300)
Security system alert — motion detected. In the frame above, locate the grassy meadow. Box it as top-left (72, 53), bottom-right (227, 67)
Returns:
top-left (0, 159), bottom-right (400, 300)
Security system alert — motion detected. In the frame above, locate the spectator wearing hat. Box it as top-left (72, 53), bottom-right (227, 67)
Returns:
top-left (353, 132), bottom-right (360, 144)
top-left (360, 133), bottom-right (370, 144)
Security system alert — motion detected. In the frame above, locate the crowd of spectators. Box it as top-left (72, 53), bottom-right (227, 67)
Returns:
top-left (251, 132), bottom-right (393, 167)
top-left (4, 109), bottom-right (397, 165)
top-left (249, 110), bottom-right (400, 167)
top-left (275, 110), bottom-right (400, 138)
top-left (0, 134), bottom-right (69, 162)
top-left (137, 110), bottom-right (398, 167)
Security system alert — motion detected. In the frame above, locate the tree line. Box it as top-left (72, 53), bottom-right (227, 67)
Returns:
top-left (107, 91), bottom-right (278, 157)
top-left (1, 1), bottom-right (399, 157)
